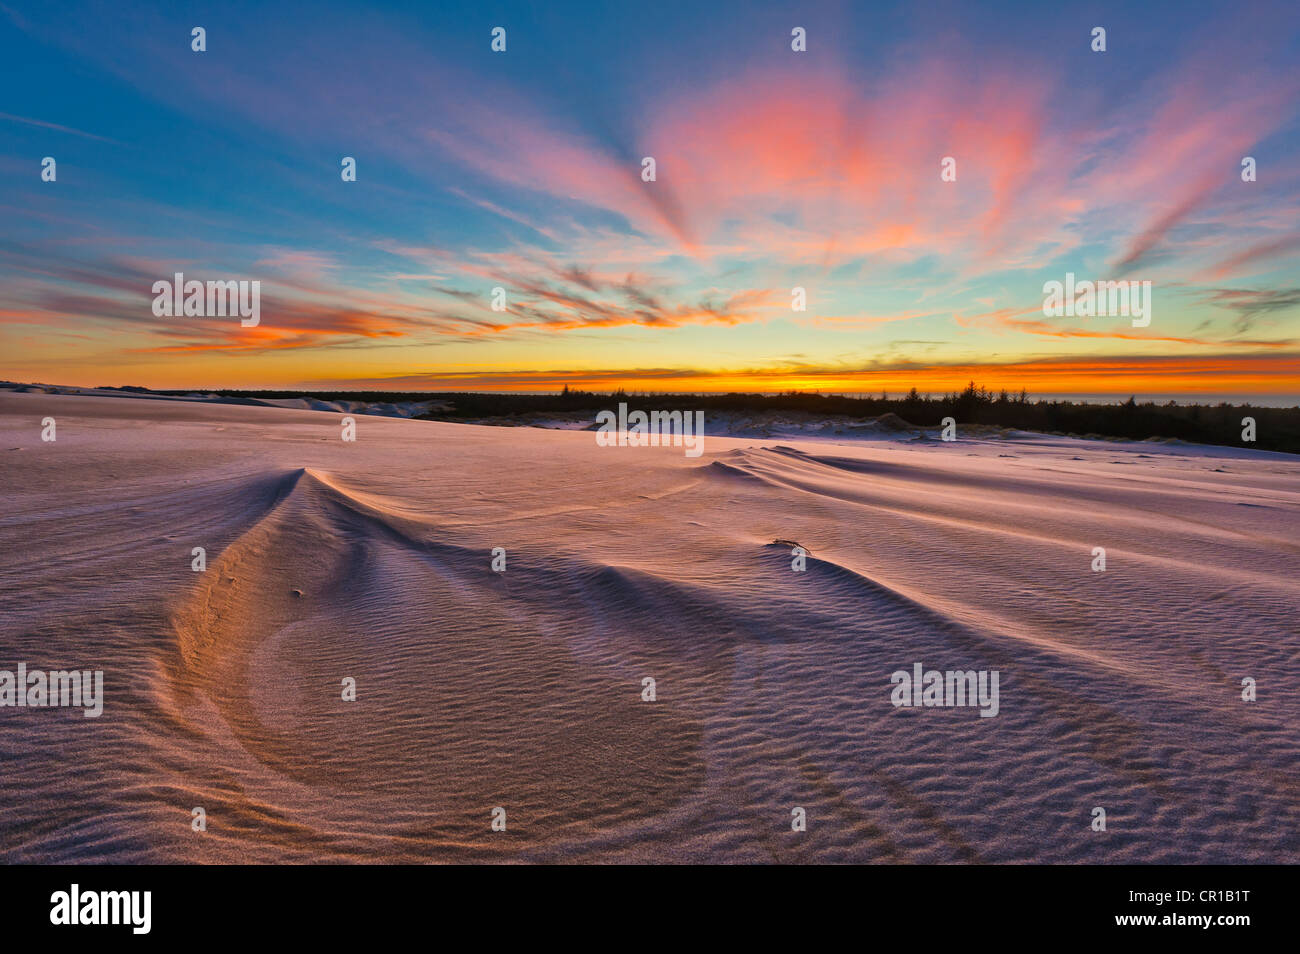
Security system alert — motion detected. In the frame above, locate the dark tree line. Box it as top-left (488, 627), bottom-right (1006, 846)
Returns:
top-left (171, 382), bottom-right (1300, 453)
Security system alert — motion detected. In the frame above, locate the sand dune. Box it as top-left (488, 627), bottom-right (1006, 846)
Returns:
top-left (1, 392), bottom-right (1297, 862)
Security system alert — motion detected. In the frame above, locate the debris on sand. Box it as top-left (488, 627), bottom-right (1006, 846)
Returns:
top-left (772, 538), bottom-right (809, 553)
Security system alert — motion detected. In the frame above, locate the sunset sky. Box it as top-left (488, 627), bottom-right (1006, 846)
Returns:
top-left (2, 0), bottom-right (1299, 398)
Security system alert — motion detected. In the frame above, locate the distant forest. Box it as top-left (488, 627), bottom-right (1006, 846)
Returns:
top-left (165, 382), bottom-right (1300, 454)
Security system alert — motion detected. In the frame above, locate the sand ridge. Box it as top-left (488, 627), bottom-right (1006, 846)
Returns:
top-left (1, 392), bottom-right (1297, 862)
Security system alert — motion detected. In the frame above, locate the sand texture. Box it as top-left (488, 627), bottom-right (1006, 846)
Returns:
top-left (1, 392), bottom-right (1297, 862)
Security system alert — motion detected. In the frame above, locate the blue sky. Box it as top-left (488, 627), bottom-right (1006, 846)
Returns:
top-left (2, 0), bottom-right (1299, 396)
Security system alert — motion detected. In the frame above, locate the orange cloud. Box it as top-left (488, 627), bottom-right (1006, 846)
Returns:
top-left (309, 352), bottom-right (1300, 397)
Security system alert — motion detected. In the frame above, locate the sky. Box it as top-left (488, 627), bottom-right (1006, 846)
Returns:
top-left (2, 0), bottom-right (1299, 398)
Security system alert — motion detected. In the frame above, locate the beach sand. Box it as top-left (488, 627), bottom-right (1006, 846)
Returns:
top-left (1, 391), bottom-right (1297, 862)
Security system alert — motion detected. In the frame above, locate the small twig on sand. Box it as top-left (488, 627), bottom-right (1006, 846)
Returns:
top-left (772, 538), bottom-right (809, 553)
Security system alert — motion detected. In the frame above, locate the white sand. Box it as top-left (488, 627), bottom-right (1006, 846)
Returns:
top-left (1, 391), bottom-right (1297, 862)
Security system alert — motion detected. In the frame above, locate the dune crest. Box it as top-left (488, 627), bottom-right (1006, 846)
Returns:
top-left (2, 392), bottom-right (1298, 862)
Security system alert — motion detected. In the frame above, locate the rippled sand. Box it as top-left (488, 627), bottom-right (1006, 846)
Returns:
top-left (2, 392), bottom-right (1298, 862)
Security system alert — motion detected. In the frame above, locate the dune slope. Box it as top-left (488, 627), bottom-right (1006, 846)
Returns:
top-left (1, 392), bottom-right (1297, 862)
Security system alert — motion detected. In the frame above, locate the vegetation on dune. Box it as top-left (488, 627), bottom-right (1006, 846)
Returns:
top-left (160, 382), bottom-right (1300, 454)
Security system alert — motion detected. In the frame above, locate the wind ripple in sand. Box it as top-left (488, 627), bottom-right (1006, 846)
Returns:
top-left (1, 393), bottom-right (1298, 862)
top-left (156, 467), bottom-right (706, 860)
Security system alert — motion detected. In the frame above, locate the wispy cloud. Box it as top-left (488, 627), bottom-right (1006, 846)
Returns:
top-left (0, 111), bottom-right (122, 144)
